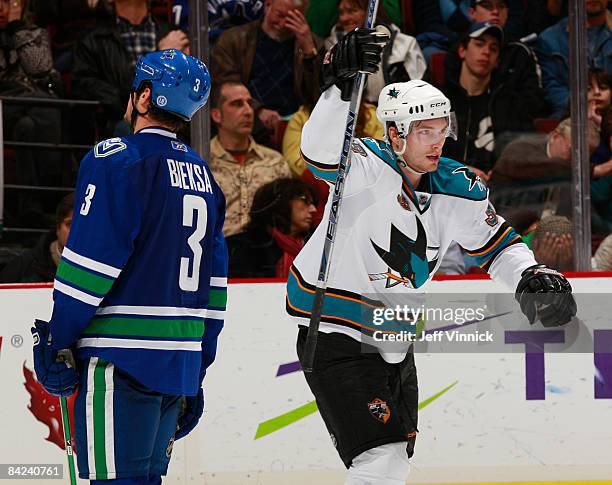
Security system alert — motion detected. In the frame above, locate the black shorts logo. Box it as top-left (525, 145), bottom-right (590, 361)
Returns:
top-left (367, 398), bottom-right (391, 423)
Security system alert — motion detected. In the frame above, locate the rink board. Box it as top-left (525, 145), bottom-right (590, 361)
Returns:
top-left (1, 276), bottom-right (611, 484)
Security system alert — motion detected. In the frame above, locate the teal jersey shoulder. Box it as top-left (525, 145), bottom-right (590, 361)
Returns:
top-left (430, 157), bottom-right (488, 201)
top-left (360, 137), bottom-right (396, 167)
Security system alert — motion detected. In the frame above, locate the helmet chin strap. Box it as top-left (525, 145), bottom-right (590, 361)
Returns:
top-left (129, 92), bottom-right (150, 131)
top-left (393, 138), bottom-right (427, 175)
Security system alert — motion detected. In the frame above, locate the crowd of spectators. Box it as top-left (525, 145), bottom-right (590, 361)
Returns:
top-left (0, 0), bottom-right (611, 279)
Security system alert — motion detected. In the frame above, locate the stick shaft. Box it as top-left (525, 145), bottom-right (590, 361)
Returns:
top-left (60, 396), bottom-right (77, 485)
top-left (302, 0), bottom-right (380, 373)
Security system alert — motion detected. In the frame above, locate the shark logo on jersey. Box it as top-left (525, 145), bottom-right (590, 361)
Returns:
top-left (452, 167), bottom-right (486, 192)
top-left (94, 138), bottom-right (127, 158)
top-left (369, 218), bottom-right (438, 288)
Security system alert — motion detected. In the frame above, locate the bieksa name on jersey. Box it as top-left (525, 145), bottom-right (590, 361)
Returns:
top-left (166, 158), bottom-right (214, 194)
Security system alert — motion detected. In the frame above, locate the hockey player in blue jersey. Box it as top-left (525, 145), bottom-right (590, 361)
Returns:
top-left (31, 50), bottom-right (227, 484)
top-left (287, 29), bottom-right (577, 484)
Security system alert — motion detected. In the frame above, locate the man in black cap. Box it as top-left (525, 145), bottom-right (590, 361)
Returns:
top-left (468, 0), bottom-right (547, 119)
top-left (441, 22), bottom-right (537, 180)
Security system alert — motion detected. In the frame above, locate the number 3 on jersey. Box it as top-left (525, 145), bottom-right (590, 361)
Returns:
top-left (180, 194), bottom-right (208, 291)
top-left (80, 184), bottom-right (96, 215)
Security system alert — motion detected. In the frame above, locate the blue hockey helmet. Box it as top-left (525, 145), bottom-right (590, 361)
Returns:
top-left (132, 50), bottom-right (211, 121)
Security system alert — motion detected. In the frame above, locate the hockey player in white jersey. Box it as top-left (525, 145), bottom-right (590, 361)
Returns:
top-left (286, 28), bottom-right (577, 485)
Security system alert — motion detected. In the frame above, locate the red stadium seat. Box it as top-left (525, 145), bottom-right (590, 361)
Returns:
top-left (270, 119), bottom-right (289, 153)
top-left (400, 0), bottom-right (415, 34)
top-left (534, 118), bottom-right (560, 134)
top-left (429, 51), bottom-right (447, 88)
top-left (151, 0), bottom-right (173, 24)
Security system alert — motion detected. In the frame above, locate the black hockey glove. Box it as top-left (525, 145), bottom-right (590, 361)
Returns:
top-left (515, 264), bottom-right (577, 327)
top-left (322, 27), bottom-right (389, 101)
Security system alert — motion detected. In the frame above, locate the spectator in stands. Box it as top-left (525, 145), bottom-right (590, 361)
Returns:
top-left (0, 0), bottom-right (64, 187)
top-left (491, 118), bottom-right (572, 183)
top-left (442, 23), bottom-right (535, 180)
top-left (211, 0), bottom-right (321, 132)
top-left (210, 81), bottom-right (293, 237)
top-left (531, 215), bottom-right (573, 272)
top-left (324, 0), bottom-right (426, 104)
top-left (591, 108), bottom-right (612, 234)
top-left (283, 93), bottom-right (384, 177)
top-left (535, 0), bottom-right (612, 119)
top-left (226, 178), bottom-right (317, 278)
top-left (30, 0), bottom-right (112, 73)
top-left (0, 192), bottom-right (74, 283)
top-left (413, 0), bottom-right (525, 60)
top-left (592, 105), bottom-right (612, 169)
top-left (306, 0), bottom-right (403, 38)
top-left (437, 0), bottom-right (525, 38)
top-left (206, 0), bottom-right (265, 43)
top-left (593, 233), bottom-right (612, 270)
top-left (588, 68), bottom-right (611, 134)
top-left (523, 0), bottom-right (567, 36)
top-left (72, 0), bottom-right (189, 136)
top-left (464, 0), bottom-right (546, 118)
top-left (492, 117), bottom-right (601, 182)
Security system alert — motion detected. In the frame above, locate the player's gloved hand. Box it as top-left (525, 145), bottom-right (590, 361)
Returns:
top-left (175, 387), bottom-right (204, 440)
top-left (322, 27), bottom-right (390, 101)
top-left (515, 264), bottom-right (577, 327)
top-left (31, 319), bottom-right (78, 396)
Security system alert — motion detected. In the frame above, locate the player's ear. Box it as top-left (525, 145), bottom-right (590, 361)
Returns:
top-left (388, 125), bottom-right (399, 144)
top-left (140, 87), bottom-right (152, 106)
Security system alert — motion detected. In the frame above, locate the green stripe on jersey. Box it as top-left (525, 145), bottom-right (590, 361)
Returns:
top-left (208, 288), bottom-right (227, 309)
top-left (93, 359), bottom-right (108, 479)
top-left (83, 317), bottom-right (204, 339)
top-left (56, 260), bottom-right (114, 296)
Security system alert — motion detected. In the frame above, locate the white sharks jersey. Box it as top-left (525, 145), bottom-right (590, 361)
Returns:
top-left (286, 86), bottom-right (537, 351)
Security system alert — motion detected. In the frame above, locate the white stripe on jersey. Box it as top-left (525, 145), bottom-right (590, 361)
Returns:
top-left (210, 277), bottom-right (227, 287)
top-left (104, 363), bottom-right (116, 479)
top-left (63, 247), bottom-right (121, 278)
top-left (77, 337), bottom-right (202, 351)
top-left (54, 279), bottom-right (103, 306)
top-left (205, 309), bottom-right (226, 320)
top-left (95, 305), bottom-right (207, 318)
top-left (85, 358), bottom-right (97, 477)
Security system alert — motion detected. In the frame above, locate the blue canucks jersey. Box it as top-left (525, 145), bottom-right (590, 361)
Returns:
top-left (49, 127), bottom-right (227, 396)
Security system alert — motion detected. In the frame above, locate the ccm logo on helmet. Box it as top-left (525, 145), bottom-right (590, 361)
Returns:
top-left (430, 102), bottom-right (447, 108)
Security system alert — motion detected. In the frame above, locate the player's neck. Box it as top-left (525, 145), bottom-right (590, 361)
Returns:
top-left (400, 166), bottom-right (422, 188)
top-left (133, 117), bottom-right (175, 134)
top-left (217, 130), bottom-right (250, 152)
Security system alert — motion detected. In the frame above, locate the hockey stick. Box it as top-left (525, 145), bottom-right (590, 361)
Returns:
top-left (302, 0), bottom-right (382, 373)
top-left (57, 350), bottom-right (77, 485)
top-left (60, 396), bottom-right (77, 485)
